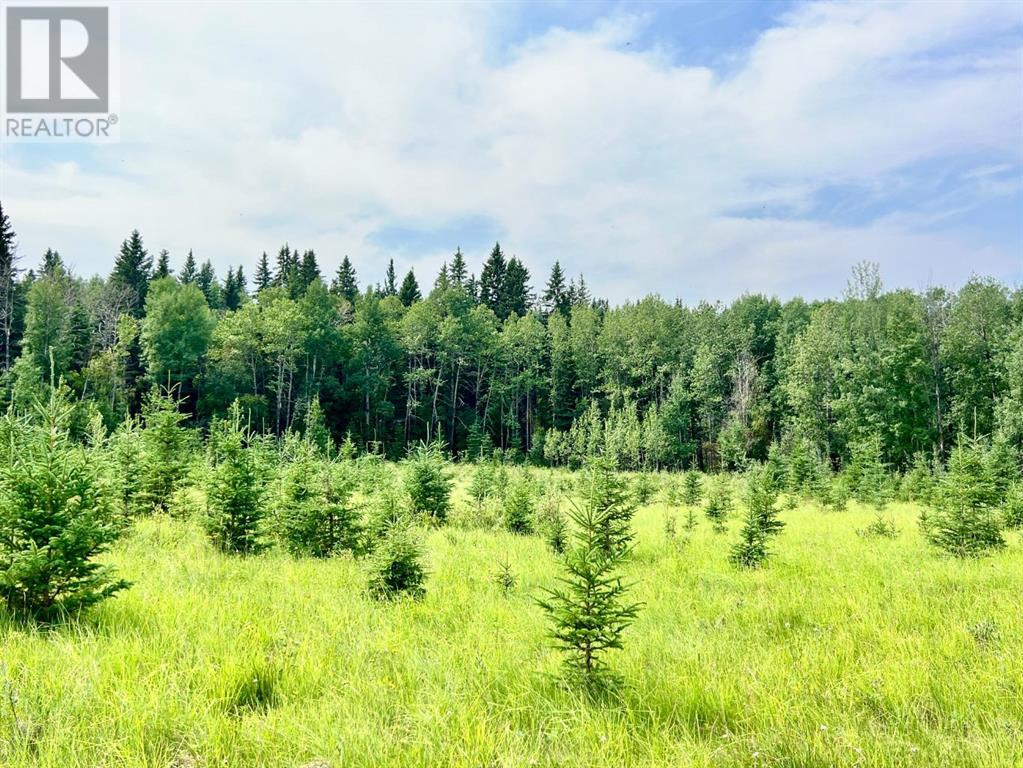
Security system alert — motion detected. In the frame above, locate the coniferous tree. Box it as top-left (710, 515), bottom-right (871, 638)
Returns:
top-left (582, 456), bottom-right (635, 559)
top-left (478, 243), bottom-right (507, 317)
top-left (705, 476), bottom-right (733, 532)
top-left (153, 249), bottom-right (172, 279)
top-left (501, 257), bottom-right (532, 318)
top-left (383, 259), bottom-right (398, 297)
top-left (179, 250), bottom-right (198, 284)
top-left (196, 260), bottom-right (222, 309)
top-left (367, 516), bottom-right (427, 600)
top-left (299, 249), bottom-right (320, 290)
top-left (433, 263), bottom-right (450, 293)
top-left (537, 472), bottom-right (641, 685)
top-left (332, 255), bottom-right (358, 302)
top-left (40, 248), bottom-right (64, 278)
top-left (205, 401), bottom-right (266, 554)
top-left (137, 386), bottom-right (191, 513)
top-left (398, 269), bottom-right (421, 307)
top-left (682, 470), bottom-right (702, 506)
top-left (0, 388), bottom-right (128, 620)
top-left (449, 247), bottom-right (467, 287)
top-left (404, 442), bottom-right (452, 523)
top-left (925, 436), bottom-right (1004, 557)
top-left (503, 474), bottom-right (535, 534)
top-left (110, 230), bottom-right (152, 317)
top-left (255, 252), bottom-right (272, 293)
top-left (730, 463), bottom-right (785, 567)
top-left (542, 261), bottom-right (570, 318)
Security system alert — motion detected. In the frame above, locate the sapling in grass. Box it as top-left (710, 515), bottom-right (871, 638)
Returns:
top-left (537, 465), bottom-right (641, 688)
top-left (367, 517), bottom-right (427, 600)
top-left (730, 464), bottom-right (785, 568)
top-left (503, 474), bottom-right (535, 535)
top-left (404, 442), bottom-right (453, 524)
top-left (704, 477), bottom-right (733, 533)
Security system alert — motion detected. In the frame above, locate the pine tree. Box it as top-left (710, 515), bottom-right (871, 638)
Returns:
top-left (332, 255), bottom-right (358, 302)
top-left (0, 201), bottom-right (19, 372)
top-left (255, 252), bottom-right (273, 293)
top-left (110, 230), bottom-right (152, 317)
top-left (730, 463), bottom-right (785, 568)
top-left (222, 266), bottom-right (245, 310)
top-left (205, 401), bottom-right (266, 554)
top-left (137, 386), bottom-right (191, 513)
top-left (383, 259), bottom-right (398, 296)
top-left (398, 269), bottom-right (421, 306)
top-left (537, 477), bottom-right (641, 685)
top-left (449, 247), bottom-right (467, 287)
top-left (542, 261), bottom-right (569, 318)
top-left (179, 250), bottom-right (198, 284)
top-left (153, 249), bottom-right (172, 279)
top-left (926, 436), bottom-right (1004, 557)
top-left (40, 248), bottom-right (64, 278)
top-left (501, 257), bottom-right (531, 318)
top-left (682, 470), bottom-right (702, 506)
top-left (0, 388), bottom-right (129, 620)
top-left (433, 263), bottom-right (450, 293)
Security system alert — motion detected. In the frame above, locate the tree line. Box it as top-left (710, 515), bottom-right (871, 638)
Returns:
top-left (1, 202), bottom-right (1020, 473)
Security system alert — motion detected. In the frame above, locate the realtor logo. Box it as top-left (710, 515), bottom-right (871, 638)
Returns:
top-left (6, 6), bottom-right (109, 113)
top-left (3, 4), bottom-right (118, 140)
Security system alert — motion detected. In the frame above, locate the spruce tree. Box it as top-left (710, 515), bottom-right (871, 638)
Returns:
top-left (478, 243), bottom-right (507, 317)
top-left (255, 252), bottom-right (273, 293)
top-left (398, 269), bottom-right (421, 307)
top-left (503, 474), bottom-right (535, 534)
top-left (299, 249), bottom-right (320, 290)
top-left (153, 249), bottom-right (172, 279)
top-left (367, 516), bottom-right (427, 599)
top-left (501, 257), bottom-right (531, 318)
top-left (332, 256), bottom-right (358, 302)
top-left (704, 476), bottom-right (733, 533)
top-left (449, 247), bottom-right (467, 287)
top-left (179, 250), bottom-right (198, 284)
top-left (40, 248), bottom-right (64, 278)
top-left (542, 261), bottom-right (569, 318)
top-left (383, 259), bottom-right (398, 296)
top-left (110, 230), bottom-right (152, 317)
top-left (582, 456), bottom-right (635, 559)
top-left (682, 470), bottom-right (702, 506)
top-left (196, 260), bottom-right (222, 309)
top-left (205, 402), bottom-right (266, 554)
top-left (730, 464), bottom-right (785, 568)
top-left (137, 386), bottom-right (191, 513)
top-left (404, 442), bottom-right (452, 524)
top-left (0, 388), bottom-right (128, 620)
top-left (926, 436), bottom-right (1004, 557)
top-left (537, 479), bottom-right (641, 685)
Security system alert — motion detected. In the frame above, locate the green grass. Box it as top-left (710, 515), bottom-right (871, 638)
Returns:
top-left (1, 469), bottom-right (1021, 767)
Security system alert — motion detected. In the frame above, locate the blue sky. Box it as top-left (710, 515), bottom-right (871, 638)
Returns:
top-left (2, 0), bottom-right (1021, 303)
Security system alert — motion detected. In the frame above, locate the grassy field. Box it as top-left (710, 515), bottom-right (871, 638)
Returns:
top-left (1, 468), bottom-right (1021, 767)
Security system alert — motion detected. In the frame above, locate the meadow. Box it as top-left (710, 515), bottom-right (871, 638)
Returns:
top-left (2, 467), bottom-right (1020, 768)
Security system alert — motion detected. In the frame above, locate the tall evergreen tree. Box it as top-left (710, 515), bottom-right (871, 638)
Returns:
top-left (179, 250), bottom-right (198, 284)
top-left (502, 257), bottom-right (532, 318)
top-left (153, 249), bottom-right (172, 279)
top-left (398, 269), bottom-right (421, 307)
top-left (449, 247), bottom-right (467, 286)
top-left (299, 249), bottom-right (320, 290)
top-left (478, 243), bottom-right (507, 317)
top-left (110, 230), bottom-right (152, 317)
top-left (40, 248), bottom-right (64, 278)
top-left (542, 260), bottom-right (569, 318)
top-left (332, 255), bottom-right (359, 302)
top-left (197, 260), bottom-right (222, 309)
top-left (383, 259), bottom-right (398, 297)
top-left (255, 252), bottom-right (272, 293)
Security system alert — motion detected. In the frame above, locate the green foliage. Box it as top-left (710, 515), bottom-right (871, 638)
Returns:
top-left (204, 402), bottom-right (266, 554)
top-left (137, 387), bottom-right (191, 513)
top-left (535, 495), bottom-right (567, 554)
top-left (277, 445), bottom-right (361, 557)
top-left (631, 472), bottom-right (656, 506)
top-left (730, 464), bottom-right (785, 568)
top-left (899, 452), bottom-right (937, 504)
top-left (404, 443), bottom-right (453, 524)
top-left (925, 436), bottom-right (1004, 557)
top-left (494, 559), bottom-right (516, 595)
top-left (704, 476), bottom-right (733, 533)
top-left (367, 519), bottom-right (427, 600)
top-left (1002, 483), bottom-right (1023, 529)
top-left (503, 474), bottom-right (535, 535)
top-left (681, 470), bottom-right (702, 506)
top-left (581, 456), bottom-right (635, 558)
top-left (536, 485), bottom-right (641, 685)
top-left (0, 389), bottom-right (128, 620)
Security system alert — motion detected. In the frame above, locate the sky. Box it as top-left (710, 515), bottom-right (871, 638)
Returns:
top-left (1, 0), bottom-right (1021, 305)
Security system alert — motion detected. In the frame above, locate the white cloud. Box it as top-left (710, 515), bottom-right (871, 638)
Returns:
top-left (2, 0), bottom-right (1020, 302)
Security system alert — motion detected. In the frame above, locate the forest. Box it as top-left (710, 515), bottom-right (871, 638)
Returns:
top-left (1, 203), bottom-right (1021, 473)
top-left (0, 201), bottom-right (1022, 767)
